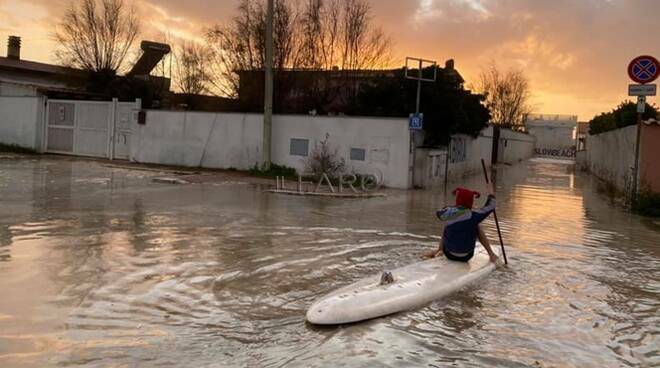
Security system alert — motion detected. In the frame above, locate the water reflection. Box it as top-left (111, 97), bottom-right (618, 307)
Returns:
top-left (0, 156), bottom-right (658, 367)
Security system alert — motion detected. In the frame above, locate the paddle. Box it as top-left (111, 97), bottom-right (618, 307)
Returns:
top-left (480, 159), bottom-right (508, 265)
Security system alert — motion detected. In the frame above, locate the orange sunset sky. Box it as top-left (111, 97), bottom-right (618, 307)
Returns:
top-left (1, 0), bottom-right (658, 121)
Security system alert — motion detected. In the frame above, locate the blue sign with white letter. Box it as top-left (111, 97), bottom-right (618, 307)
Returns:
top-left (409, 113), bottom-right (423, 130)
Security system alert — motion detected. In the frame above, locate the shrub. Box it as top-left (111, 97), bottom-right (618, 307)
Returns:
top-left (305, 133), bottom-right (345, 180)
top-left (589, 101), bottom-right (658, 135)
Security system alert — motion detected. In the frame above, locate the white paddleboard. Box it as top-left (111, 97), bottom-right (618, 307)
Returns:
top-left (306, 244), bottom-right (499, 325)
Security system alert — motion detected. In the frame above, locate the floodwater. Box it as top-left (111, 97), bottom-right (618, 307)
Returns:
top-left (0, 156), bottom-right (658, 368)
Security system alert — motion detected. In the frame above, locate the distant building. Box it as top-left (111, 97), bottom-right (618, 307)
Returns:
top-left (236, 60), bottom-right (463, 114)
top-left (236, 68), bottom-right (396, 114)
top-left (525, 114), bottom-right (578, 158)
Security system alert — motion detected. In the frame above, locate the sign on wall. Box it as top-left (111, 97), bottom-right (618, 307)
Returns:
top-left (534, 147), bottom-right (576, 158)
top-left (409, 113), bottom-right (423, 130)
top-left (449, 136), bottom-right (466, 163)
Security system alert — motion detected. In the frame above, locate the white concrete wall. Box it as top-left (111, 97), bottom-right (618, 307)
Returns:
top-left (0, 81), bottom-right (40, 97)
top-left (132, 112), bottom-right (410, 188)
top-left (499, 129), bottom-right (536, 164)
top-left (131, 111), bottom-right (263, 170)
top-left (414, 127), bottom-right (535, 188)
top-left (527, 118), bottom-right (577, 158)
top-left (585, 125), bottom-right (637, 193)
top-left (447, 127), bottom-right (493, 178)
top-left (0, 96), bottom-right (44, 151)
top-left (271, 115), bottom-right (410, 189)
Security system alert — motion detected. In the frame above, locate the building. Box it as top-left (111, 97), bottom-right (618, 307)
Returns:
top-left (236, 60), bottom-right (463, 114)
top-left (526, 114), bottom-right (578, 158)
top-left (0, 36), bottom-right (90, 97)
top-left (236, 68), bottom-right (397, 114)
top-left (0, 36), bottom-right (171, 106)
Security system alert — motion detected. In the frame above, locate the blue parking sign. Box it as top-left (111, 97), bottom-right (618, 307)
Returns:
top-left (409, 113), bottom-right (423, 130)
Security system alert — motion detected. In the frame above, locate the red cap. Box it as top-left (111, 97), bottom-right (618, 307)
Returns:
top-left (453, 187), bottom-right (481, 208)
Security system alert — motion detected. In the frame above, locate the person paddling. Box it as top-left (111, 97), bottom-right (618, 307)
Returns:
top-left (425, 186), bottom-right (499, 263)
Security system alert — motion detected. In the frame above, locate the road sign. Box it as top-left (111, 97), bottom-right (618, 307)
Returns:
top-left (637, 96), bottom-right (646, 113)
top-left (629, 84), bottom-right (657, 96)
top-left (628, 55), bottom-right (659, 84)
top-left (409, 113), bottom-right (423, 130)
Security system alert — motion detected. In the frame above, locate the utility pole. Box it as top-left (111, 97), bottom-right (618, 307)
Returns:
top-left (262, 0), bottom-right (274, 170)
top-left (631, 97), bottom-right (644, 201)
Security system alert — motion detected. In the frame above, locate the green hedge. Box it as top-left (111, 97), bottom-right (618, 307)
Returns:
top-left (589, 101), bottom-right (658, 135)
top-left (249, 163), bottom-right (297, 179)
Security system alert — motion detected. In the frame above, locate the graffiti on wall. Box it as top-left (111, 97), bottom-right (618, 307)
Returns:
top-left (534, 147), bottom-right (576, 158)
top-left (450, 136), bottom-right (466, 163)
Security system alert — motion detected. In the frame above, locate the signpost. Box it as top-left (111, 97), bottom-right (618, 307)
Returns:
top-left (405, 57), bottom-right (437, 188)
top-left (628, 55), bottom-right (659, 200)
top-left (636, 96), bottom-right (647, 113)
top-left (409, 113), bottom-right (424, 130)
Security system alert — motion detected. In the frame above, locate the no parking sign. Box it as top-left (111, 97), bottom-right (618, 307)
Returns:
top-left (627, 55), bottom-right (658, 112)
top-left (628, 55), bottom-right (659, 84)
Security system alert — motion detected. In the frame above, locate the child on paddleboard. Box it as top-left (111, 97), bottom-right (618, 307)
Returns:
top-left (425, 185), bottom-right (499, 263)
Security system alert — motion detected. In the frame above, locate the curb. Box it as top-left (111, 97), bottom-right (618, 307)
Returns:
top-left (265, 189), bottom-right (385, 198)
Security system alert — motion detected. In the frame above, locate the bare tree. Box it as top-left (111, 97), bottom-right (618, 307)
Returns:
top-left (478, 64), bottom-right (532, 130)
top-left (298, 0), bottom-right (340, 69)
top-left (340, 0), bottom-right (390, 70)
top-left (206, 0), bottom-right (298, 97)
top-left (305, 133), bottom-right (346, 180)
top-left (298, 0), bottom-right (325, 69)
top-left (297, 0), bottom-right (390, 70)
top-left (205, 0), bottom-right (392, 98)
top-left (174, 42), bottom-right (212, 95)
top-left (54, 0), bottom-right (140, 74)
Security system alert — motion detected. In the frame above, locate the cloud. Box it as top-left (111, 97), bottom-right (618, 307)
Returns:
top-left (378, 0), bottom-right (660, 119)
top-left (2, 0), bottom-right (658, 120)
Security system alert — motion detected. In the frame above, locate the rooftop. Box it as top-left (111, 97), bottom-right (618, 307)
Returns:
top-left (0, 56), bottom-right (87, 77)
top-left (526, 113), bottom-right (578, 122)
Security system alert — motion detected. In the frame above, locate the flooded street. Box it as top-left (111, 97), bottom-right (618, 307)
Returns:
top-left (0, 156), bottom-right (658, 367)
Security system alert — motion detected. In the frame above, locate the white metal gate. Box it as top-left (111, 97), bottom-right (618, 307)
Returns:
top-left (45, 99), bottom-right (137, 159)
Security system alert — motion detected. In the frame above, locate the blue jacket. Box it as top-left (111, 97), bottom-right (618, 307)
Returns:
top-left (436, 195), bottom-right (496, 255)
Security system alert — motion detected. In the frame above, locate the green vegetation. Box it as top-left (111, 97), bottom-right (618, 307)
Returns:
top-left (0, 143), bottom-right (37, 154)
top-left (588, 101), bottom-right (658, 135)
top-left (249, 163), bottom-right (297, 179)
top-left (633, 191), bottom-right (660, 217)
